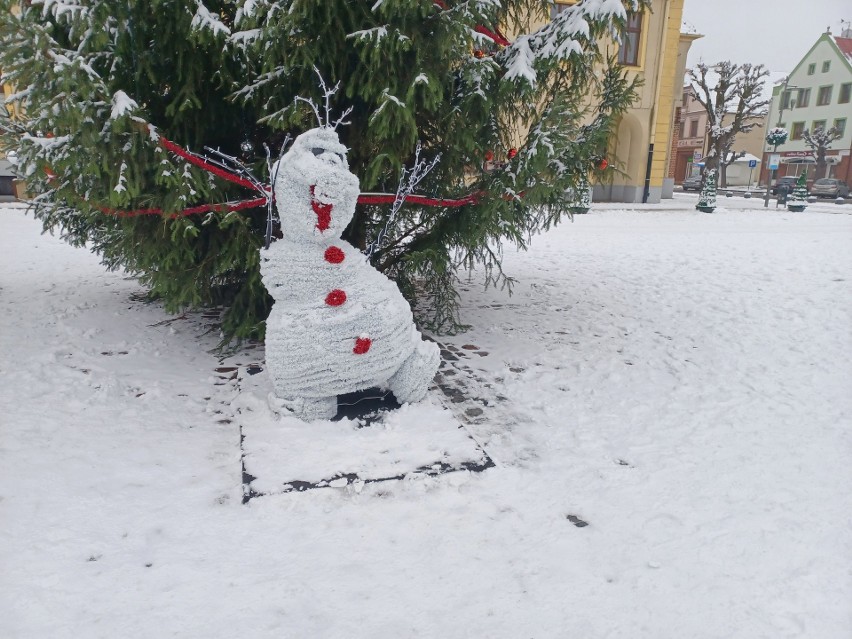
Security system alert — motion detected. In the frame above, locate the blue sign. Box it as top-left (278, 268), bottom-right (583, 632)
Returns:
top-left (748, 159), bottom-right (758, 168)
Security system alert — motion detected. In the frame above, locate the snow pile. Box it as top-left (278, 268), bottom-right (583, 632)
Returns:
top-left (109, 90), bottom-right (137, 121)
top-left (190, 0), bottom-right (231, 37)
top-left (1, 204), bottom-right (850, 638)
top-left (260, 128), bottom-right (439, 420)
top-left (680, 19), bottom-right (699, 35)
top-left (237, 384), bottom-right (485, 495)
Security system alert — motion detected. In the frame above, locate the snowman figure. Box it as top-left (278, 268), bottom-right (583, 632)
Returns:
top-left (260, 127), bottom-right (441, 421)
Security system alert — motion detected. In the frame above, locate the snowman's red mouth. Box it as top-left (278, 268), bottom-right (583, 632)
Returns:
top-left (310, 185), bottom-right (332, 232)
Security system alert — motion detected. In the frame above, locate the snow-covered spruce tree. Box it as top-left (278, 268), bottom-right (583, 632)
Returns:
top-left (0, 0), bottom-right (271, 339)
top-left (688, 62), bottom-right (769, 188)
top-left (802, 125), bottom-right (841, 180)
top-left (786, 172), bottom-right (808, 212)
top-left (696, 168), bottom-right (717, 212)
top-left (0, 0), bottom-right (645, 339)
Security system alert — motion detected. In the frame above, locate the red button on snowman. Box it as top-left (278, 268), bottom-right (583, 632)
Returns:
top-left (260, 127), bottom-right (440, 421)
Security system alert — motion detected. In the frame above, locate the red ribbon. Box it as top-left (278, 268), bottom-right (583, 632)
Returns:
top-left (95, 135), bottom-right (488, 218)
top-left (432, 0), bottom-right (510, 47)
top-left (159, 137), bottom-right (263, 192)
top-left (356, 192), bottom-right (481, 208)
top-left (98, 196), bottom-right (267, 219)
top-left (97, 192), bottom-right (482, 219)
top-left (474, 25), bottom-right (510, 47)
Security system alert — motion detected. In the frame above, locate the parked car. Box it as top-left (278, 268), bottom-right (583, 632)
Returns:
top-left (681, 174), bottom-right (702, 191)
top-left (810, 178), bottom-right (850, 199)
top-left (771, 176), bottom-right (800, 195)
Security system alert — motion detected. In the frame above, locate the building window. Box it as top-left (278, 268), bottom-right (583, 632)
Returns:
top-left (791, 122), bottom-right (805, 140)
top-left (840, 83), bottom-right (851, 104)
top-left (807, 63), bottom-right (816, 75)
top-left (617, 12), bottom-right (643, 67)
top-left (811, 120), bottom-right (827, 132)
top-left (0, 177), bottom-right (14, 197)
top-left (550, 0), bottom-right (577, 18)
top-left (817, 85), bottom-right (833, 106)
top-left (834, 118), bottom-right (847, 137)
top-left (689, 119), bottom-right (698, 138)
top-left (781, 90), bottom-right (793, 110)
top-left (796, 88), bottom-right (810, 108)
top-left (822, 60), bottom-right (830, 72)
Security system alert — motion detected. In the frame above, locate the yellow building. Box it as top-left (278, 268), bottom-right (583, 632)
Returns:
top-left (0, 80), bottom-right (20, 201)
top-left (1, 4), bottom-right (24, 199)
top-left (546, 1), bottom-right (700, 203)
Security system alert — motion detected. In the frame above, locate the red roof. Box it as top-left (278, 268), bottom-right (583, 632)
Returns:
top-left (835, 36), bottom-right (852, 61)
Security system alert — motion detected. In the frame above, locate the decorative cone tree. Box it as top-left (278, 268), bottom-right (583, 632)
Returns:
top-left (0, 0), bottom-right (645, 340)
top-left (696, 169), bottom-right (717, 212)
top-left (786, 173), bottom-right (808, 212)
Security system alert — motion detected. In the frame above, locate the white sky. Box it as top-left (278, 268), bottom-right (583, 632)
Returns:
top-left (682, 0), bottom-right (852, 74)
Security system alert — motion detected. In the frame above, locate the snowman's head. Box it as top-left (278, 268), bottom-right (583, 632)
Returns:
top-left (272, 127), bottom-right (360, 243)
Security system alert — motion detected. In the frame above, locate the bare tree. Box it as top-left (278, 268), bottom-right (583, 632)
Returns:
top-left (802, 126), bottom-right (842, 179)
top-left (689, 61), bottom-right (770, 187)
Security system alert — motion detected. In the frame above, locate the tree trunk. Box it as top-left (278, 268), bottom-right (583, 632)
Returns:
top-left (702, 140), bottom-right (722, 187)
top-left (720, 163), bottom-right (728, 187)
top-left (815, 154), bottom-right (827, 179)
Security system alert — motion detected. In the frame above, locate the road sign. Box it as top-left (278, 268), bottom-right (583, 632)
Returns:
top-left (748, 159), bottom-right (757, 168)
top-left (768, 154), bottom-right (780, 170)
top-left (693, 150), bottom-right (703, 162)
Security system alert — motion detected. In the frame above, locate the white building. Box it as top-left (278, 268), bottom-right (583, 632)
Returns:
top-left (761, 29), bottom-right (852, 185)
top-left (723, 153), bottom-right (762, 187)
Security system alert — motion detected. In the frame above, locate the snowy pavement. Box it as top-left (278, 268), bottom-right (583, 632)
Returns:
top-left (1, 202), bottom-right (851, 638)
top-left (605, 190), bottom-right (852, 213)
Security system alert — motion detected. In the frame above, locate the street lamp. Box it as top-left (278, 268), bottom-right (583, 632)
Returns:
top-left (764, 78), bottom-right (798, 208)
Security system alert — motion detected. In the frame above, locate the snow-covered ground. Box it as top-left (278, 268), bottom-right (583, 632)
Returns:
top-left (2, 200), bottom-right (851, 638)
